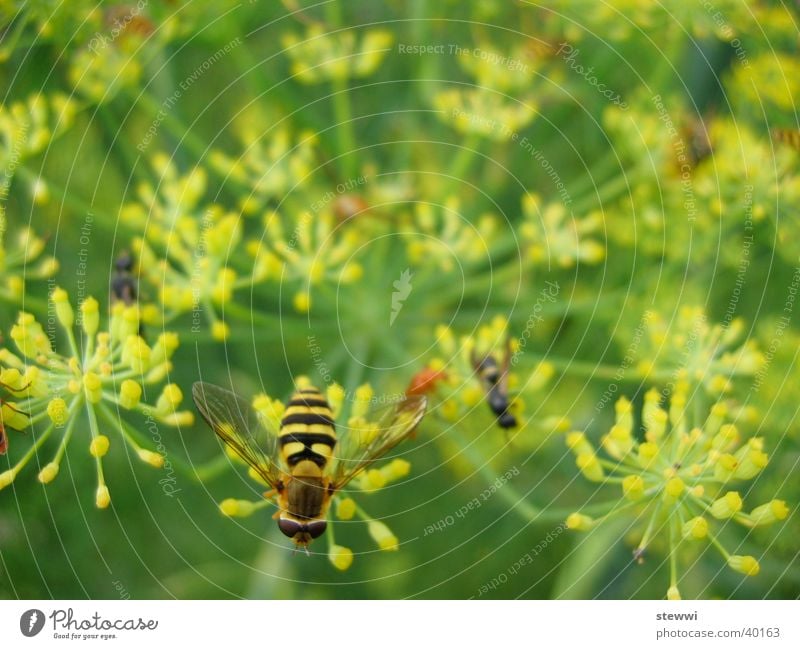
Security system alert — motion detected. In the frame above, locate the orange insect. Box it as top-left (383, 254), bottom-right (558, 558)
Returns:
top-left (406, 367), bottom-right (448, 398)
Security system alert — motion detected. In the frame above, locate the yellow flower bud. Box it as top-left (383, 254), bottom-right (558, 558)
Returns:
top-left (637, 441), bottom-right (659, 467)
top-left (336, 497), bottom-right (356, 520)
top-left (710, 491), bottom-right (743, 519)
top-left (96, 485), bottom-right (111, 509)
top-left (327, 383), bottom-right (345, 418)
top-left (0, 469), bottom-right (16, 489)
top-left (119, 379), bottom-right (142, 409)
top-left (663, 477), bottom-right (685, 502)
top-left (713, 453), bottom-right (739, 482)
top-left (728, 555), bottom-right (760, 576)
top-left (328, 544), bottom-right (354, 571)
top-left (159, 411), bottom-right (195, 427)
top-left (138, 449), bottom-right (165, 468)
top-left (219, 499), bottom-right (257, 517)
top-left (83, 372), bottom-right (103, 403)
top-left (150, 332), bottom-right (179, 365)
top-left (667, 586), bottom-right (681, 600)
top-left (734, 449), bottom-right (768, 480)
top-left (38, 462), bottom-right (60, 484)
top-left (565, 431), bottom-right (593, 456)
top-left (622, 475), bottom-right (645, 501)
top-left (122, 336), bottom-right (151, 373)
top-left (352, 383), bottom-right (374, 419)
top-left (81, 297), bottom-right (100, 337)
top-left (362, 468), bottom-right (387, 491)
top-left (749, 500), bottom-right (789, 526)
top-left (90, 435), bottom-right (110, 458)
top-left (212, 321), bottom-right (230, 341)
top-left (576, 453), bottom-right (604, 481)
top-left (682, 516), bottom-right (708, 540)
top-left (712, 424), bottom-right (738, 451)
top-left (51, 287), bottom-right (74, 327)
top-left (156, 384), bottom-right (183, 414)
top-left (367, 520), bottom-right (399, 551)
top-left (293, 291), bottom-right (310, 313)
top-left (46, 398), bottom-right (69, 426)
top-left (566, 512), bottom-right (594, 531)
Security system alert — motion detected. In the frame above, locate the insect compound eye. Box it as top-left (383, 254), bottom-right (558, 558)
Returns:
top-left (278, 518), bottom-right (303, 538)
top-left (305, 520), bottom-right (328, 539)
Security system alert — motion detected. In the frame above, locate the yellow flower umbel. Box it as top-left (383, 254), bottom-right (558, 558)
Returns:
top-left (403, 198), bottom-right (498, 273)
top-left (433, 87), bottom-right (536, 142)
top-left (0, 93), bottom-right (77, 208)
top-left (246, 208), bottom-right (364, 313)
top-left (565, 383), bottom-right (788, 597)
top-left (217, 378), bottom-right (411, 570)
top-left (208, 125), bottom-right (318, 216)
top-left (282, 25), bottom-right (393, 84)
top-left (632, 307), bottom-right (765, 395)
top-left (0, 217), bottom-right (59, 302)
top-left (520, 193), bottom-right (605, 267)
top-left (0, 289), bottom-right (192, 507)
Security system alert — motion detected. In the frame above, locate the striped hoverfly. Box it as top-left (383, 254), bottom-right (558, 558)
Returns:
top-left (192, 382), bottom-right (426, 548)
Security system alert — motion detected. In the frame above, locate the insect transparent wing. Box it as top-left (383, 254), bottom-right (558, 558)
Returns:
top-left (333, 394), bottom-right (427, 490)
top-left (191, 381), bottom-right (282, 487)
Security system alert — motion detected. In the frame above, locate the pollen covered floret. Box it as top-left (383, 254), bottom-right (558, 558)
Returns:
top-left (217, 379), bottom-right (413, 570)
top-left (565, 383), bottom-right (789, 596)
top-left (519, 193), bottom-right (605, 267)
top-left (282, 25), bottom-right (394, 84)
top-left (0, 289), bottom-right (192, 507)
top-left (631, 307), bottom-right (765, 395)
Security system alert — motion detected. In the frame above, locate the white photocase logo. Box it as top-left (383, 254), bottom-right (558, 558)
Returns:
top-left (20, 609), bottom-right (45, 637)
top-left (390, 268), bottom-right (413, 326)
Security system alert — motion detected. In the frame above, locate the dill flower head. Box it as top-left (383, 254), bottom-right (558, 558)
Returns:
top-left (0, 218), bottom-right (59, 301)
top-left (208, 125), bottom-right (319, 216)
top-left (566, 384), bottom-right (789, 597)
top-left (0, 92), bottom-right (77, 181)
top-left (632, 307), bottom-right (765, 395)
top-left (0, 289), bottom-right (193, 507)
top-left (433, 87), bottom-right (536, 141)
top-left (402, 198), bottom-right (497, 273)
top-left (282, 25), bottom-right (393, 84)
top-left (217, 379), bottom-right (413, 570)
top-left (520, 193), bottom-right (605, 267)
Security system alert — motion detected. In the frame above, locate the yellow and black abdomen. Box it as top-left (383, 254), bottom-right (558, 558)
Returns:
top-left (279, 387), bottom-right (337, 470)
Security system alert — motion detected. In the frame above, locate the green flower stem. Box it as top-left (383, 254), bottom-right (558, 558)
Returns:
top-left (447, 133), bottom-right (483, 188)
top-left (704, 525), bottom-right (731, 561)
top-left (5, 420), bottom-right (57, 478)
top-left (324, 1), bottom-right (358, 179)
top-left (570, 165), bottom-right (650, 215)
top-left (85, 401), bottom-right (106, 485)
top-left (669, 512), bottom-right (679, 589)
top-left (635, 500), bottom-right (663, 556)
top-left (97, 403), bottom-right (236, 482)
top-left (51, 397), bottom-right (83, 465)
